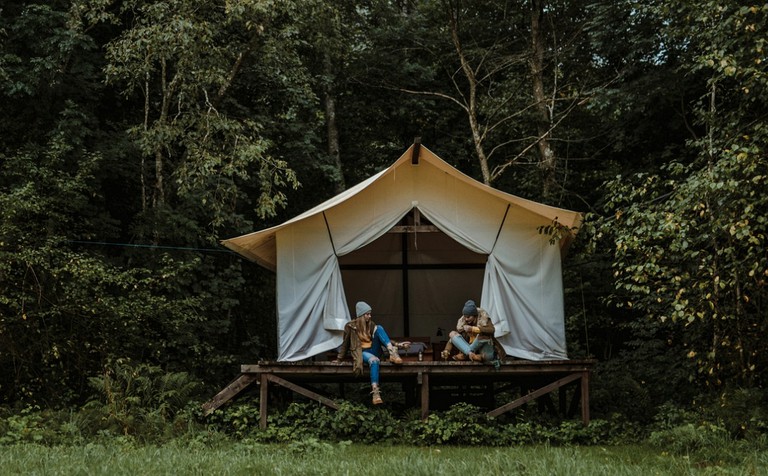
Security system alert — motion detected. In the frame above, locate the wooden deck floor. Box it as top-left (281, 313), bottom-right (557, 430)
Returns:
top-left (203, 359), bottom-right (595, 429)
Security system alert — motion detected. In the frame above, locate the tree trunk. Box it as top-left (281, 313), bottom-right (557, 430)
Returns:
top-left (152, 58), bottom-right (171, 209)
top-left (141, 77), bottom-right (150, 213)
top-left (530, 0), bottom-right (556, 199)
top-left (448, 4), bottom-right (491, 185)
top-left (324, 54), bottom-right (345, 194)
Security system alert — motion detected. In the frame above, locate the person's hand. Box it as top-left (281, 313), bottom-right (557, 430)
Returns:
top-left (463, 325), bottom-right (473, 333)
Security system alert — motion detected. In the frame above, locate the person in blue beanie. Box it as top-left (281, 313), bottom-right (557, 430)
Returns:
top-left (334, 301), bottom-right (406, 405)
top-left (441, 299), bottom-right (506, 363)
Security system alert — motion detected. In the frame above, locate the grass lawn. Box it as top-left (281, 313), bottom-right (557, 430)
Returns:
top-left (0, 441), bottom-right (766, 475)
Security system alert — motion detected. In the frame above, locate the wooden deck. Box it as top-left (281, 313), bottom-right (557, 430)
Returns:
top-left (202, 358), bottom-right (595, 429)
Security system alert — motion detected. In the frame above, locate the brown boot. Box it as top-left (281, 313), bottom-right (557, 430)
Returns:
top-left (469, 352), bottom-right (484, 362)
top-left (452, 353), bottom-right (466, 361)
top-left (441, 342), bottom-right (454, 361)
top-left (387, 344), bottom-right (403, 364)
top-left (371, 385), bottom-right (383, 405)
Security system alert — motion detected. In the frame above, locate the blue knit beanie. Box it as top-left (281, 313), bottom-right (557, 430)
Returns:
top-left (462, 300), bottom-right (478, 316)
top-left (356, 301), bottom-right (372, 317)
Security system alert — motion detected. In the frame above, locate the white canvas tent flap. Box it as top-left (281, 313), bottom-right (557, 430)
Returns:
top-left (223, 145), bottom-right (582, 361)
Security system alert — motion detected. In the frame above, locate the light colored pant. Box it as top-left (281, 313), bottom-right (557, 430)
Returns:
top-left (450, 335), bottom-right (495, 361)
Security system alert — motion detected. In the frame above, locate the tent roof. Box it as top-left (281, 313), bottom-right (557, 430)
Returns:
top-left (222, 145), bottom-right (582, 270)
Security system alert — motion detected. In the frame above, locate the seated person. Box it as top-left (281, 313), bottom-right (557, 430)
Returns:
top-left (441, 300), bottom-right (506, 363)
top-left (334, 301), bottom-right (405, 405)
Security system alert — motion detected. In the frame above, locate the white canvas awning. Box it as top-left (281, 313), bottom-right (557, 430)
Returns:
top-left (223, 145), bottom-right (582, 362)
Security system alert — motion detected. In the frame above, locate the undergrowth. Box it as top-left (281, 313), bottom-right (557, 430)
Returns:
top-left (1, 362), bottom-right (766, 459)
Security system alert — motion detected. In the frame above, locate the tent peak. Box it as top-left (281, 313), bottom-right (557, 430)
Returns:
top-left (411, 137), bottom-right (421, 165)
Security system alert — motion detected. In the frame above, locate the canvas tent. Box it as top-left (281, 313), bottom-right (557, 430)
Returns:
top-left (223, 144), bottom-right (582, 362)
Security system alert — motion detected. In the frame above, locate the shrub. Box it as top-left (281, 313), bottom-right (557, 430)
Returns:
top-left (650, 401), bottom-right (700, 431)
top-left (0, 406), bottom-right (50, 444)
top-left (645, 421), bottom-right (758, 465)
top-left (650, 390), bottom-right (768, 442)
top-left (544, 415), bottom-right (643, 445)
top-left (327, 401), bottom-right (403, 443)
top-left (412, 402), bottom-right (499, 446)
top-left (701, 388), bottom-right (768, 439)
top-left (590, 372), bottom-right (654, 423)
top-left (207, 400), bottom-right (261, 439)
top-left (242, 401), bottom-right (406, 444)
top-left (267, 402), bottom-right (332, 442)
top-left (82, 359), bottom-right (205, 441)
top-left (220, 399), bottom-right (644, 447)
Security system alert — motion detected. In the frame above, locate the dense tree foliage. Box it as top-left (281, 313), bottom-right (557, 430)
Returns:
top-left (1, 0), bottom-right (765, 423)
top-left (593, 1), bottom-right (768, 389)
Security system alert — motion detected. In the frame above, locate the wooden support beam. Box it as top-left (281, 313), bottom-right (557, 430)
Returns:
top-left (201, 374), bottom-right (257, 416)
top-left (420, 372), bottom-right (430, 420)
top-left (487, 373), bottom-right (581, 419)
top-left (266, 374), bottom-right (341, 411)
top-left (389, 225), bottom-right (440, 233)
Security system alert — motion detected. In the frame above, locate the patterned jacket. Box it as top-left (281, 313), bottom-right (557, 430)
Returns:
top-left (455, 308), bottom-right (507, 360)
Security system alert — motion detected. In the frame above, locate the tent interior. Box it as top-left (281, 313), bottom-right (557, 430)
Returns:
top-left (339, 208), bottom-right (486, 341)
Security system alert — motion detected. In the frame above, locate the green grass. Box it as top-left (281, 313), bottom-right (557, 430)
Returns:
top-left (0, 441), bottom-right (766, 476)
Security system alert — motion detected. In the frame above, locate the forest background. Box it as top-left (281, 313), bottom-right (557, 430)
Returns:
top-left (1, 0), bottom-right (766, 439)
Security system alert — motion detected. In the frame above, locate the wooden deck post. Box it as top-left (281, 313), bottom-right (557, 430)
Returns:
top-left (581, 370), bottom-right (590, 425)
top-left (419, 372), bottom-right (430, 420)
top-left (259, 373), bottom-right (269, 430)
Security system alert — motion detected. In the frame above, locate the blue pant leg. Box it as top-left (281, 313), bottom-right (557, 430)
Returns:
top-left (362, 350), bottom-right (380, 385)
top-left (450, 335), bottom-right (472, 355)
top-left (371, 325), bottom-right (392, 357)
